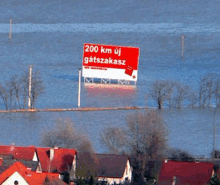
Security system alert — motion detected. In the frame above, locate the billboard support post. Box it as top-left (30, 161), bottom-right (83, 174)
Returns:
top-left (78, 68), bottom-right (81, 108)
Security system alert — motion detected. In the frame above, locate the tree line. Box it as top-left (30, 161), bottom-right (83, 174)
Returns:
top-left (149, 72), bottom-right (220, 109)
top-left (40, 111), bottom-right (196, 185)
top-left (0, 70), bottom-right (44, 110)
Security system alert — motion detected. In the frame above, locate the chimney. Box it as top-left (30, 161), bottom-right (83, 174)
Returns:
top-left (10, 143), bottom-right (15, 151)
top-left (50, 148), bottom-right (54, 161)
top-left (50, 146), bottom-right (59, 160)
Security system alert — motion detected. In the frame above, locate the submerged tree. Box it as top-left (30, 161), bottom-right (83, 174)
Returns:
top-left (10, 75), bottom-right (22, 109)
top-left (0, 83), bottom-right (9, 110)
top-left (0, 69), bottom-right (44, 110)
top-left (30, 71), bottom-right (44, 108)
top-left (149, 80), bottom-right (171, 109)
top-left (188, 90), bottom-right (198, 108)
top-left (214, 79), bottom-right (220, 107)
top-left (198, 73), bottom-right (219, 108)
top-left (172, 82), bottom-right (190, 109)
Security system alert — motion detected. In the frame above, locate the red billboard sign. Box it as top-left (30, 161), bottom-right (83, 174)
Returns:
top-left (82, 43), bottom-right (140, 81)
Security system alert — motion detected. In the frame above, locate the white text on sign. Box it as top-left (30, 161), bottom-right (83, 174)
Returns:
top-left (84, 45), bottom-right (121, 56)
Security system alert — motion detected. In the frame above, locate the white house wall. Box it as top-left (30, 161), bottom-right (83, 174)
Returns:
top-left (2, 171), bottom-right (29, 185)
top-left (32, 151), bottom-right (38, 161)
top-left (121, 159), bottom-right (132, 182)
top-left (98, 177), bottom-right (123, 185)
top-left (71, 155), bottom-right (77, 179)
top-left (32, 151), bottom-right (42, 172)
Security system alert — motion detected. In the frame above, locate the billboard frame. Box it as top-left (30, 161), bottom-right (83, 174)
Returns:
top-left (82, 43), bottom-right (139, 87)
top-left (83, 77), bottom-right (136, 86)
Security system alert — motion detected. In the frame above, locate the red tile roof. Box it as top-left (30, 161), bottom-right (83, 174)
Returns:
top-left (0, 145), bottom-right (36, 161)
top-left (0, 158), bottom-right (3, 166)
top-left (158, 160), bottom-right (214, 185)
top-left (36, 147), bottom-right (51, 172)
top-left (36, 147), bottom-right (77, 173)
top-left (0, 161), bottom-right (60, 185)
top-left (0, 145), bottom-right (77, 173)
top-left (50, 148), bottom-right (76, 173)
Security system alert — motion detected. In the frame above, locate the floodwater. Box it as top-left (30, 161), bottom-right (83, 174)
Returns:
top-left (0, 0), bottom-right (220, 157)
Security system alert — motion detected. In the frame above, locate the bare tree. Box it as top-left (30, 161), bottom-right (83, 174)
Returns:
top-left (211, 150), bottom-right (220, 159)
top-left (198, 73), bottom-right (219, 108)
top-left (9, 75), bottom-right (22, 109)
top-left (30, 71), bottom-right (44, 109)
top-left (41, 118), bottom-right (94, 153)
top-left (0, 83), bottom-right (9, 110)
top-left (0, 70), bottom-right (44, 110)
top-left (41, 119), bottom-right (96, 179)
top-left (127, 110), bottom-right (167, 183)
top-left (172, 82), bottom-right (190, 109)
top-left (166, 81), bottom-right (176, 108)
top-left (165, 148), bottom-right (194, 162)
top-left (101, 110), bottom-right (167, 183)
top-left (207, 73), bottom-right (218, 107)
top-left (214, 78), bottom-right (220, 107)
top-left (149, 80), bottom-right (171, 109)
top-left (101, 127), bottom-right (127, 154)
top-left (20, 71), bottom-right (29, 109)
top-left (21, 70), bottom-right (44, 109)
top-left (6, 80), bottom-right (14, 110)
top-left (188, 90), bottom-right (198, 108)
top-left (127, 110), bottom-right (167, 159)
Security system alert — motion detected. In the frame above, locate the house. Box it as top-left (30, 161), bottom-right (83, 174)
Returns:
top-left (96, 154), bottom-right (132, 184)
top-left (0, 161), bottom-right (60, 185)
top-left (36, 147), bottom-right (77, 176)
top-left (0, 145), bottom-right (77, 176)
top-left (77, 153), bottom-right (132, 185)
top-left (0, 145), bottom-right (42, 172)
top-left (158, 160), bottom-right (214, 185)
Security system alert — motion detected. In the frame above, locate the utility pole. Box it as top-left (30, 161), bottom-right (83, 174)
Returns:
top-left (9, 19), bottom-right (12, 40)
top-left (28, 65), bottom-right (32, 109)
top-left (78, 68), bottom-right (82, 108)
top-left (181, 34), bottom-right (184, 58)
